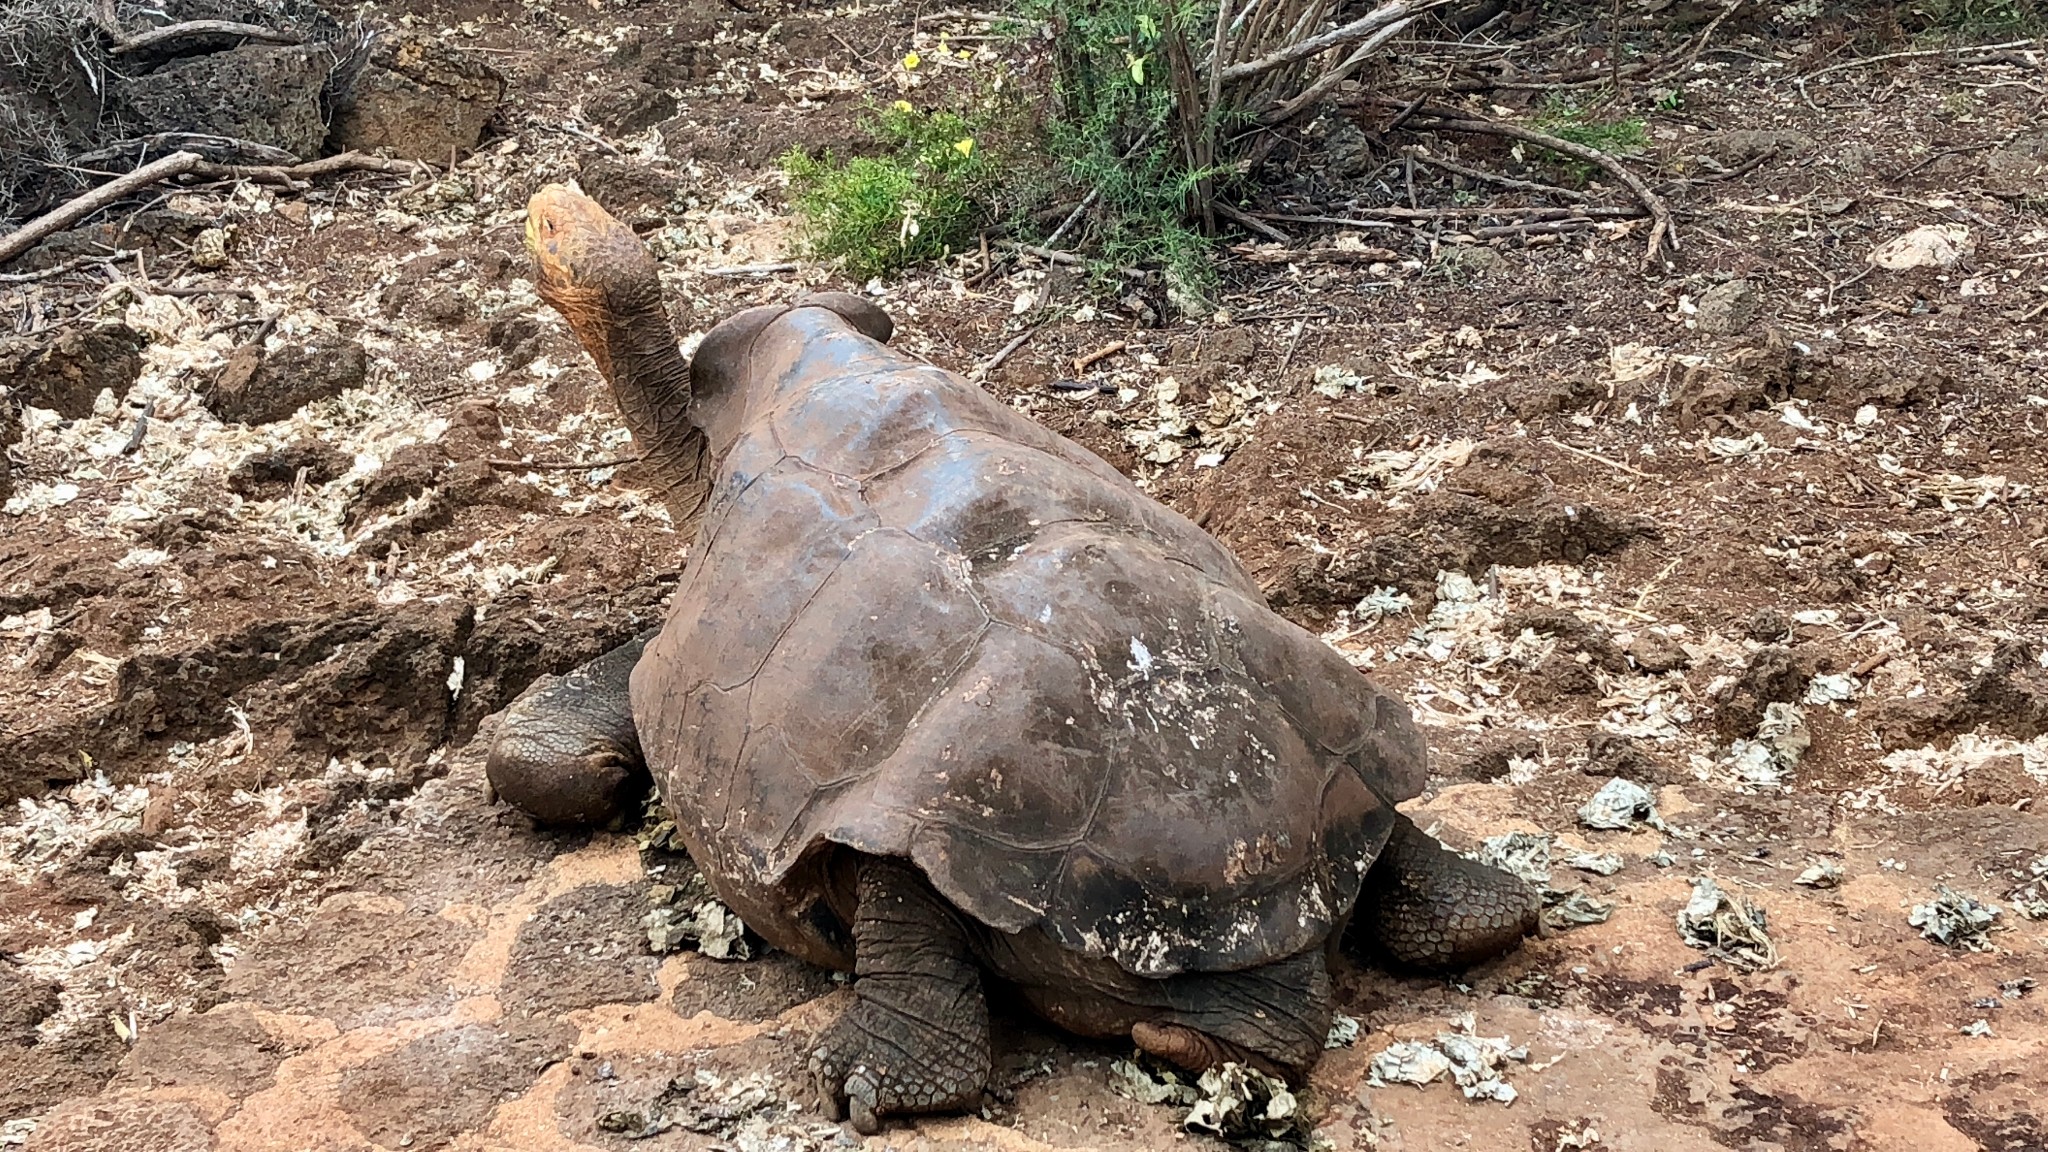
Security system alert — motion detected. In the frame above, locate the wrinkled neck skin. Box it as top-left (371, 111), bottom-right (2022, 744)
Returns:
top-left (561, 279), bottom-right (712, 531)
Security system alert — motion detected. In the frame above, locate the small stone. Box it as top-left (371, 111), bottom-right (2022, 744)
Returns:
top-left (190, 227), bottom-right (231, 270)
top-left (1695, 279), bottom-right (1759, 336)
top-left (227, 439), bottom-right (353, 496)
top-left (1627, 632), bottom-right (1692, 673)
top-left (1795, 859), bottom-right (1842, 889)
top-left (417, 288), bottom-right (470, 326)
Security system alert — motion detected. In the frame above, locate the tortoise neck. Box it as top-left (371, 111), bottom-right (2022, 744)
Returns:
top-left (576, 285), bottom-right (713, 529)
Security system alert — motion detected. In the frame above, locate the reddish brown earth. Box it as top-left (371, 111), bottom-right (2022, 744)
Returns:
top-left (3, 2), bottom-right (2044, 1150)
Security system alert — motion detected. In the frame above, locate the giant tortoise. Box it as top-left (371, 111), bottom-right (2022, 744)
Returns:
top-left (488, 185), bottom-right (1538, 1133)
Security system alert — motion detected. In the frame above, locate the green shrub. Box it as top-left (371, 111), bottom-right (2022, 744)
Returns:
top-left (1022, 0), bottom-right (1226, 310)
top-left (1532, 97), bottom-right (1648, 184)
top-left (781, 103), bottom-right (997, 278)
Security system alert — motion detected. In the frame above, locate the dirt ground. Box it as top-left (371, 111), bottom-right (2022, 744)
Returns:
top-left (3, 2), bottom-right (2046, 1150)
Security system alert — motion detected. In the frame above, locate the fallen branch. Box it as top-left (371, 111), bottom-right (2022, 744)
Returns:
top-left (1796, 37), bottom-right (2039, 110)
top-left (1334, 204), bottom-right (1638, 221)
top-left (1230, 244), bottom-right (1401, 263)
top-left (1406, 149), bottom-right (1590, 202)
top-left (0, 151), bottom-right (203, 267)
top-left (1215, 200), bottom-right (1291, 242)
top-left (1374, 101), bottom-right (1678, 268)
top-left (108, 19), bottom-right (304, 54)
top-left (1469, 219), bottom-right (1603, 239)
top-left (186, 150), bottom-right (424, 188)
top-left (1543, 437), bottom-right (1651, 478)
top-left (70, 133), bottom-right (300, 169)
top-left (1221, 0), bottom-right (1452, 84)
top-left (1074, 342), bottom-right (1128, 373)
top-left (1000, 241), bottom-right (1085, 266)
top-left (1252, 212), bottom-right (1405, 230)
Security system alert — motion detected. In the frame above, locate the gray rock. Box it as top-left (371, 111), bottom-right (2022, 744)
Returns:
top-left (117, 45), bottom-right (332, 160)
top-left (1695, 278), bottom-right (1759, 336)
top-left (329, 34), bottom-right (504, 161)
top-left (1986, 133), bottom-right (2048, 188)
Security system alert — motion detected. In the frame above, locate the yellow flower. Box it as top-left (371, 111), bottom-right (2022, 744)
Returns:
top-left (957, 48), bottom-right (972, 60)
top-left (953, 137), bottom-right (974, 157)
top-left (892, 99), bottom-right (914, 113)
top-left (902, 51), bottom-right (921, 70)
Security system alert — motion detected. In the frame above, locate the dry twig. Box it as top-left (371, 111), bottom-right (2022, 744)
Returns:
top-left (1366, 99), bottom-right (1678, 267)
top-left (0, 151), bottom-right (204, 266)
top-left (976, 324), bottom-right (1040, 380)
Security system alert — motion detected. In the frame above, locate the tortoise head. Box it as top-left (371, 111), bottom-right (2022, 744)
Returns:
top-left (524, 184), bottom-right (708, 523)
top-left (525, 184), bottom-right (667, 386)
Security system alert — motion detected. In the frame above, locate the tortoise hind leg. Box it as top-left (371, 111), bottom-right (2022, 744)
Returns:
top-left (812, 857), bottom-right (991, 1135)
top-left (484, 632), bottom-right (653, 826)
top-left (1356, 812), bottom-right (1540, 970)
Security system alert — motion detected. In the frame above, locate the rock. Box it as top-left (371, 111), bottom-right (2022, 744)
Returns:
top-left (347, 442), bottom-right (449, 521)
top-left (1323, 118), bottom-right (1379, 179)
top-left (1985, 132), bottom-right (2048, 187)
top-left (1627, 631), bottom-right (1691, 673)
top-left (585, 81), bottom-right (677, 136)
top-left (227, 440), bottom-right (353, 497)
top-left (1832, 357), bottom-right (1946, 410)
top-left (116, 45), bottom-right (332, 159)
top-left (1697, 129), bottom-right (1814, 168)
top-left (0, 323), bottom-right (147, 419)
top-left (416, 287), bottom-right (470, 326)
top-left (1951, 754), bottom-right (2040, 808)
top-left (1584, 731), bottom-right (1661, 781)
top-left (577, 156), bottom-right (684, 217)
top-left (1500, 607), bottom-right (1626, 672)
top-left (15, 210), bottom-right (212, 270)
top-left (1713, 645), bottom-right (1814, 741)
top-left (1694, 279), bottom-right (1758, 336)
top-left (485, 314), bottom-right (543, 371)
top-left (1456, 734), bottom-right (1542, 782)
top-left (1670, 329), bottom-right (1828, 430)
top-left (1439, 245), bottom-right (1502, 278)
top-left (0, 966), bottom-right (60, 1047)
top-left (207, 336), bottom-right (367, 425)
top-left (1869, 225), bottom-right (1972, 271)
top-left (1509, 376), bottom-right (1600, 421)
top-left (329, 34), bottom-right (504, 161)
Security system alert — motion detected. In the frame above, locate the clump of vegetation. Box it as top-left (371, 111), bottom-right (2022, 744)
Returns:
top-left (1024, 0), bottom-right (1227, 310)
top-left (1904, 0), bottom-right (2044, 37)
top-left (781, 102), bottom-right (1000, 279)
top-left (1531, 96), bottom-right (1648, 185)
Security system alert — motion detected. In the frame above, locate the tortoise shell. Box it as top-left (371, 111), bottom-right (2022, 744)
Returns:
top-left (633, 306), bottom-right (1425, 979)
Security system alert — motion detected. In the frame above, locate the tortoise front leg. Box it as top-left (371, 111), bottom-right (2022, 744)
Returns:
top-left (484, 632), bottom-right (653, 826)
top-left (1354, 812), bottom-right (1540, 970)
top-left (812, 856), bottom-right (991, 1135)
